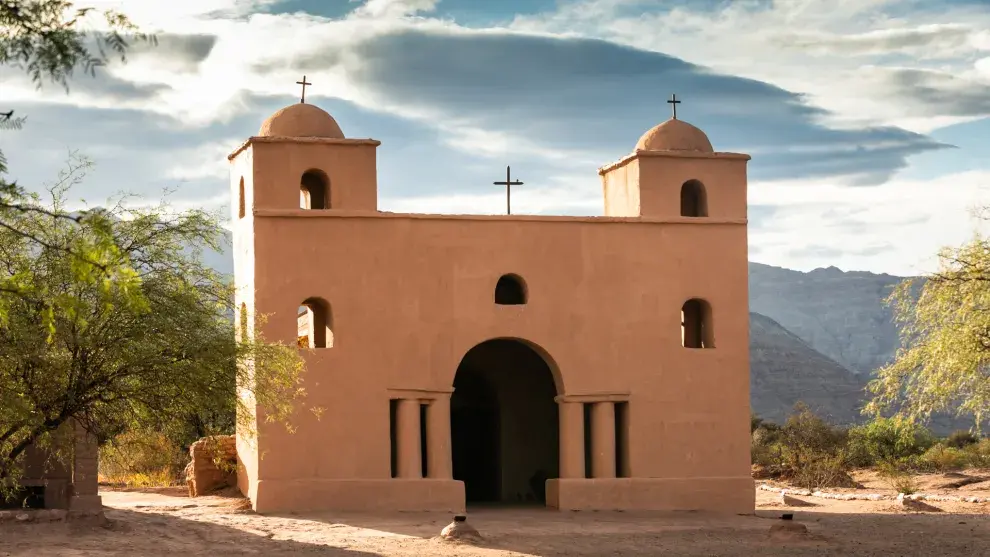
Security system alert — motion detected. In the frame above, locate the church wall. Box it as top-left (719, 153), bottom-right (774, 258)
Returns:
top-left (601, 161), bottom-right (640, 217)
top-left (247, 212), bottom-right (750, 484)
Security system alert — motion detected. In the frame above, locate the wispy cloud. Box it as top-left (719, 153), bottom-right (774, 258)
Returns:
top-left (2, 0), bottom-right (988, 275)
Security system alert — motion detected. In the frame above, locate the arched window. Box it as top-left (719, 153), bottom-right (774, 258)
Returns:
top-left (681, 298), bottom-right (714, 348)
top-left (494, 274), bottom-right (527, 305)
top-left (238, 177), bottom-right (246, 219)
top-left (298, 298), bottom-right (333, 348)
top-left (680, 179), bottom-right (708, 217)
top-left (300, 169), bottom-right (330, 209)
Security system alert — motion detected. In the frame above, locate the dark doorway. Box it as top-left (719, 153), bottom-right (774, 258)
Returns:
top-left (450, 339), bottom-right (559, 506)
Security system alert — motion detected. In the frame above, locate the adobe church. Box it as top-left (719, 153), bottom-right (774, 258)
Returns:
top-left (230, 93), bottom-right (754, 514)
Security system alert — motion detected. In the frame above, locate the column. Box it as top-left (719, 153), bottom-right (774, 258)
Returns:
top-left (557, 400), bottom-right (585, 479)
top-left (426, 396), bottom-right (452, 479)
top-left (590, 402), bottom-right (616, 479)
top-left (395, 399), bottom-right (422, 479)
top-left (70, 420), bottom-right (103, 512)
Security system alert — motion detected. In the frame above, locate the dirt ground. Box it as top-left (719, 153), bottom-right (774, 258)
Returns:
top-left (1, 471), bottom-right (989, 556)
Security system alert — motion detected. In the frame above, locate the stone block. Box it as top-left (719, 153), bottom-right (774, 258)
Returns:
top-left (185, 435), bottom-right (238, 497)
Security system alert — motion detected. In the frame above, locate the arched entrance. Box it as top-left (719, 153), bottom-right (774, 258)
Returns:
top-left (451, 339), bottom-right (559, 505)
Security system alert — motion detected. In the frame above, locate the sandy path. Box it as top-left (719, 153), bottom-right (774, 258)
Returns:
top-left (0, 484), bottom-right (988, 556)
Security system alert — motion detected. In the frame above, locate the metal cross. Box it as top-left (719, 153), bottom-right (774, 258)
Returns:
top-left (296, 75), bottom-right (312, 103)
top-left (667, 93), bottom-right (681, 119)
top-left (493, 166), bottom-right (524, 215)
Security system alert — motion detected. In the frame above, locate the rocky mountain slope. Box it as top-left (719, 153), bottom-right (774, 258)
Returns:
top-left (748, 262), bottom-right (909, 375)
top-left (749, 312), bottom-right (867, 425)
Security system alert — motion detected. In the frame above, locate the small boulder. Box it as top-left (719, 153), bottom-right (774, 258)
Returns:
top-left (897, 494), bottom-right (940, 512)
top-left (780, 492), bottom-right (816, 507)
top-left (440, 515), bottom-right (482, 543)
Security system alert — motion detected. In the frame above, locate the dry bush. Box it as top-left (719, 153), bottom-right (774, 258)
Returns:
top-left (915, 443), bottom-right (970, 473)
top-left (751, 405), bottom-right (854, 489)
top-left (877, 460), bottom-right (920, 494)
top-left (959, 439), bottom-right (990, 469)
top-left (99, 430), bottom-right (186, 487)
top-left (946, 430), bottom-right (979, 449)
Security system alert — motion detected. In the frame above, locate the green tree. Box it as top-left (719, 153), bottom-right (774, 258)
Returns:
top-left (1, 0), bottom-right (154, 298)
top-left (0, 158), bottom-right (313, 496)
top-left (866, 230), bottom-right (990, 432)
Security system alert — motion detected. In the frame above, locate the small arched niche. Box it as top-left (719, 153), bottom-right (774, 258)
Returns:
top-left (680, 179), bottom-right (708, 217)
top-left (238, 177), bottom-right (246, 219)
top-left (681, 298), bottom-right (714, 348)
top-left (300, 169), bottom-right (331, 210)
top-left (238, 302), bottom-right (248, 342)
top-left (298, 297), bottom-right (333, 348)
top-left (494, 274), bottom-right (527, 305)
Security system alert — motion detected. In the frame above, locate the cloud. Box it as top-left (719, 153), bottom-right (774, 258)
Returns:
top-left (283, 28), bottom-right (949, 185)
top-left (125, 33), bottom-right (219, 73)
top-left (4, 0), bottom-right (989, 278)
top-left (352, 0), bottom-right (439, 19)
top-left (749, 169), bottom-right (990, 275)
top-left (868, 67), bottom-right (990, 117)
top-left (510, 0), bottom-right (990, 132)
top-left (773, 24), bottom-right (977, 57)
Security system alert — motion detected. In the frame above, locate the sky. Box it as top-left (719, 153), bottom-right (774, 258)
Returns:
top-left (2, 0), bottom-right (990, 276)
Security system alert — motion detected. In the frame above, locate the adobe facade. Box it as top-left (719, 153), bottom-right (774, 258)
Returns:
top-left (230, 101), bottom-right (754, 514)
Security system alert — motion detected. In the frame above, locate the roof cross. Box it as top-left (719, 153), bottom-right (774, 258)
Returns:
top-left (296, 75), bottom-right (312, 103)
top-left (667, 93), bottom-right (681, 119)
top-left (493, 166), bottom-right (524, 215)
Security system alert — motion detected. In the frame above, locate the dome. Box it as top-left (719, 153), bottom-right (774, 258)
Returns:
top-left (635, 119), bottom-right (713, 153)
top-left (258, 103), bottom-right (345, 139)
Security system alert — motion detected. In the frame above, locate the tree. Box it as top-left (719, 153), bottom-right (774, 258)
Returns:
top-left (866, 228), bottom-right (990, 432)
top-left (1, 1), bottom-right (154, 301)
top-left (0, 158), bottom-right (313, 496)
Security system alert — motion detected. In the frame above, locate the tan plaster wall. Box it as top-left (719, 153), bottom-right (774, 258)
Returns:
top-left (245, 213), bottom-right (750, 484)
top-left (601, 160), bottom-right (640, 217)
top-left (230, 148), bottom-right (260, 500)
top-left (638, 155), bottom-right (748, 219)
top-left (248, 140), bottom-right (379, 211)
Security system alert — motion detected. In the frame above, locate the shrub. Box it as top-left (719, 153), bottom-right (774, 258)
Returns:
top-left (946, 430), bottom-right (979, 449)
top-left (847, 416), bottom-right (934, 467)
top-left (962, 438), bottom-right (990, 469)
top-left (791, 450), bottom-right (856, 490)
top-left (773, 403), bottom-right (853, 489)
top-left (916, 443), bottom-right (970, 472)
top-left (877, 460), bottom-right (920, 494)
top-left (99, 429), bottom-right (187, 487)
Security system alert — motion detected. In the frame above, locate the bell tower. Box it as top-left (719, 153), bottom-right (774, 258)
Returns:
top-left (598, 98), bottom-right (750, 219)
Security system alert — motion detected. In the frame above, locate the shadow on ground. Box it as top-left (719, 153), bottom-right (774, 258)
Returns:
top-left (278, 505), bottom-right (990, 556)
top-left (0, 505), bottom-right (382, 556)
top-left (5, 489), bottom-right (988, 557)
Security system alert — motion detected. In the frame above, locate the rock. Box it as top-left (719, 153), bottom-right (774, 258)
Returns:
top-left (780, 492), bottom-right (815, 507)
top-left (440, 515), bottom-right (482, 543)
top-left (15, 512), bottom-right (30, 522)
top-left (897, 493), bottom-right (940, 512)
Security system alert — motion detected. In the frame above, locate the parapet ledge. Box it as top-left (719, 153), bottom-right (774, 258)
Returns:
top-left (597, 150), bottom-right (751, 175)
top-left (251, 208), bottom-right (748, 226)
top-left (228, 136), bottom-right (382, 160)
